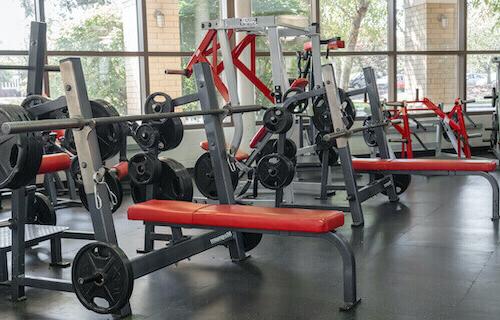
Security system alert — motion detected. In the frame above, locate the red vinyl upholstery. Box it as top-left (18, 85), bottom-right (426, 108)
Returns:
top-left (352, 158), bottom-right (497, 172)
top-left (128, 200), bottom-right (345, 233)
top-left (111, 161), bottom-right (128, 180)
top-left (290, 78), bottom-right (309, 90)
top-left (199, 140), bottom-right (249, 161)
top-left (38, 153), bottom-right (71, 174)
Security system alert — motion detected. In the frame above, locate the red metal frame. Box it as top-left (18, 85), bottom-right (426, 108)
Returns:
top-left (182, 30), bottom-right (274, 103)
top-left (387, 98), bottom-right (472, 159)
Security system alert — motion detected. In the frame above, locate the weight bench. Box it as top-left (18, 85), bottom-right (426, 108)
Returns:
top-left (352, 158), bottom-right (499, 220)
top-left (127, 200), bottom-right (360, 311)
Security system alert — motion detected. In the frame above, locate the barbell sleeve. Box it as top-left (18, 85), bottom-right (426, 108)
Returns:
top-left (2, 118), bottom-right (86, 134)
top-left (165, 69), bottom-right (188, 76)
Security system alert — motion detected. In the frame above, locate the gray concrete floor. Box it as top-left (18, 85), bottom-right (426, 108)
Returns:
top-left (1, 171), bottom-right (500, 319)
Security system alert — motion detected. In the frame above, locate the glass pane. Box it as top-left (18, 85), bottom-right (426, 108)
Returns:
top-left (0, 56), bottom-right (29, 104)
top-left (0, 0), bottom-right (35, 50)
top-left (251, 0), bottom-right (310, 17)
top-left (397, 55), bottom-right (458, 104)
top-left (158, 56), bottom-right (226, 125)
top-left (334, 56), bottom-right (388, 114)
top-left (467, 1), bottom-right (500, 50)
top-left (397, 0), bottom-right (458, 51)
top-left (320, 0), bottom-right (388, 51)
top-left (467, 55), bottom-right (498, 108)
top-left (48, 56), bottom-right (141, 115)
top-left (148, 0), bottom-right (219, 52)
top-left (45, 0), bottom-right (139, 51)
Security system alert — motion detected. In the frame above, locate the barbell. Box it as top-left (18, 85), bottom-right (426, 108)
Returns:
top-left (0, 103), bottom-right (264, 190)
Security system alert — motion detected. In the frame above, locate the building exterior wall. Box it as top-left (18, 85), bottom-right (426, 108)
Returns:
top-left (403, 0), bottom-right (457, 103)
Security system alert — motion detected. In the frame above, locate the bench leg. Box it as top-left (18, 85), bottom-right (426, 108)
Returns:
top-left (338, 147), bottom-right (364, 227)
top-left (49, 236), bottom-right (70, 268)
top-left (324, 231), bottom-right (360, 311)
top-left (477, 172), bottom-right (500, 221)
top-left (228, 232), bottom-right (248, 262)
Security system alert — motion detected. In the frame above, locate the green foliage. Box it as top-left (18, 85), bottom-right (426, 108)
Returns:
top-left (252, 0), bottom-right (309, 16)
top-left (52, 13), bottom-right (127, 113)
top-left (179, 0), bottom-right (220, 51)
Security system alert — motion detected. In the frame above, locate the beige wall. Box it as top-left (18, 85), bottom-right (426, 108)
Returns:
top-left (403, 0), bottom-right (458, 103)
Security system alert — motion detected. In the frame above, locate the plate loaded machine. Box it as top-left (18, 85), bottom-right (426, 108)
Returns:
top-left (0, 21), bottom-right (81, 210)
top-left (266, 66), bottom-right (401, 226)
top-left (1, 59), bottom-right (359, 317)
top-left (176, 16), bottom-right (348, 204)
top-left (485, 57), bottom-right (500, 159)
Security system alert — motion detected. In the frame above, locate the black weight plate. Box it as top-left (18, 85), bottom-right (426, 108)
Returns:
top-left (156, 157), bottom-right (193, 201)
top-left (0, 105), bottom-right (43, 188)
top-left (263, 107), bottom-right (293, 134)
top-left (27, 192), bottom-right (56, 225)
top-left (128, 153), bottom-right (162, 185)
top-left (363, 116), bottom-right (378, 147)
top-left (377, 174), bottom-right (412, 196)
top-left (284, 86), bottom-right (308, 114)
top-left (135, 124), bottom-right (159, 151)
top-left (130, 158), bottom-right (194, 203)
top-left (257, 138), bottom-right (297, 163)
top-left (312, 89), bottom-right (356, 133)
top-left (72, 242), bottom-right (133, 314)
top-left (256, 153), bottom-right (295, 190)
top-left (78, 171), bottom-right (123, 213)
top-left (157, 118), bottom-right (184, 151)
top-left (194, 152), bottom-right (238, 200)
top-left (62, 100), bottom-right (122, 160)
top-left (242, 232), bottom-right (263, 252)
top-left (144, 92), bottom-right (173, 114)
top-left (272, 138), bottom-right (297, 161)
top-left (317, 148), bottom-right (339, 166)
top-left (20, 95), bottom-right (51, 119)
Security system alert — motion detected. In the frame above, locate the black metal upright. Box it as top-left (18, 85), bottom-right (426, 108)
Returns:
top-left (26, 22), bottom-right (47, 96)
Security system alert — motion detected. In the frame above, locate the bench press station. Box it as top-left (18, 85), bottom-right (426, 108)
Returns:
top-left (319, 67), bottom-right (500, 226)
top-left (1, 59), bottom-right (359, 317)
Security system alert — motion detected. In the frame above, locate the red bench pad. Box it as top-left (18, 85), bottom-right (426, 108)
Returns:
top-left (38, 153), bottom-right (71, 174)
top-left (128, 200), bottom-right (344, 233)
top-left (200, 140), bottom-right (249, 161)
top-left (352, 158), bottom-right (497, 172)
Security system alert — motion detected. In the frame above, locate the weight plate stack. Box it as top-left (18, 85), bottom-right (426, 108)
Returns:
top-left (362, 116), bottom-right (378, 147)
top-left (315, 133), bottom-right (338, 166)
top-left (135, 124), bottom-right (160, 151)
top-left (72, 242), bottom-right (133, 314)
top-left (130, 158), bottom-right (193, 203)
top-left (283, 86), bottom-right (308, 114)
top-left (256, 138), bottom-right (297, 163)
top-left (62, 100), bottom-right (123, 160)
top-left (0, 105), bottom-right (43, 189)
top-left (156, 118), bottom-right (184, 151)
top-left (194, 152), bottom-right (238, 200)
top-left (256, 153), bottom-right (295, 190)
top-left (376, 173), bottom-right (412, 196)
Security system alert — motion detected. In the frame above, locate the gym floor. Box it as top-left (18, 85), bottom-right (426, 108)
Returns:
top-left (1, 168), bottom-right (500, 320)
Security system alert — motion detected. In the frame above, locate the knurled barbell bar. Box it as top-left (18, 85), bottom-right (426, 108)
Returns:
top-left (322, 119), bottom-right (402, 142)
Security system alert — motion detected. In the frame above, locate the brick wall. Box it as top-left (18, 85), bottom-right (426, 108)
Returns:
top-left (403, 0), bottom-right (458, 103)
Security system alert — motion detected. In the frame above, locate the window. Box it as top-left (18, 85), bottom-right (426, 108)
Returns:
top-left (0, 56), bottom-right (29, 104)
top-left (0, 1), bottom-right (35, 50)
top-left (320, 0), bottom-right (388, 51)
top-left (397, 0), bottom-right (458, 51)
top-left (45, 0), bottom-right (139, 51)
top-left (467, 1), bottom-right (500, 51)
top-left (252, 0), bottom-right (310, 16)
top-left (147, 0), bottom-right (220, 52)
top-left (48, 56), bottom-right (142, 115)
top-left (397, 55), bottom-right (458, 104)
top-left (467, 55), bottom-right (498, 107)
